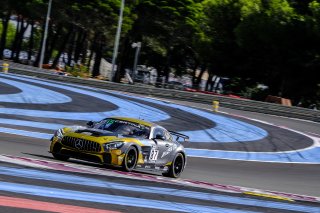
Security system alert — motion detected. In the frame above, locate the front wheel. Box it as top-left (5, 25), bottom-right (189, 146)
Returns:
top-left (52, 152), bottom-right (70, 161)
top-left (122, 146), bottom-right (138, 172)
top-left (163, 153), bottom-right (185, 178)
top-left (52, 143), bottom-right (70, 161)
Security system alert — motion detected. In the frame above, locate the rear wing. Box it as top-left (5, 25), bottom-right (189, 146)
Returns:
top-left (169, 131), bottom-right (189, 142)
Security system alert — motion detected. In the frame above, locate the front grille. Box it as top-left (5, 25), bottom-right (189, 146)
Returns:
top-left (61, 136), bottom-right (102, 152)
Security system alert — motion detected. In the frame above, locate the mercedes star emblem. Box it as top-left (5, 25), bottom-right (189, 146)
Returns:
top-left (75, 139), bottom-right (83, 149)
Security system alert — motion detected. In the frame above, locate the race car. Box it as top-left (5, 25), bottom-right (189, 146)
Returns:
top-left (50, 117), bottom-right (189, 178)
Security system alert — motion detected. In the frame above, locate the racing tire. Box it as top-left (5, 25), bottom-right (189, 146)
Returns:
top-left (52, 143), bottom-right (70, 161)
top-left (52, 152), bottom-right (70, 161)
top-left (162, 153), bottom-right (184, 178)
top-left (122, 146), bottom-right (138, 172)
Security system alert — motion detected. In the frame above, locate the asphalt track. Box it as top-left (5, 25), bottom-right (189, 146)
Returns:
top-left (0, 73), bottom-right (320, 212)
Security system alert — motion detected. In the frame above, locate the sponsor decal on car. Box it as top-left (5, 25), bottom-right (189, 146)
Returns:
top-left (161, 144), bottom-right (177, 158)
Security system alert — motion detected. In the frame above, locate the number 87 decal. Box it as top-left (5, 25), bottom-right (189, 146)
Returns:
top-left (149, 149), bottom-right (159, 161)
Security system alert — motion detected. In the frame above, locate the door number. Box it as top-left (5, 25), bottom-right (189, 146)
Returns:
top-left (149, 149), bottom-right (159, 161)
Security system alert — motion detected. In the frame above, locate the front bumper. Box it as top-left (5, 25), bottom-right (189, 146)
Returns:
top-left (50, 138), bottom-right (125, 166)
top-left (59, 147), bottom-right (125, 166)
top-left (50, 136), bottom-right (144, 166)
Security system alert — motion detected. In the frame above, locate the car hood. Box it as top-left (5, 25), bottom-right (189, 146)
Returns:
top-left (62, 126), bottom-right (138, 144)
top-left (74, 128), bottom-right (119, 137)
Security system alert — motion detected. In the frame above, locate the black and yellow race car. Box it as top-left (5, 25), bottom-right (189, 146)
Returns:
top-left (50, 117), bottom-right (188, 178)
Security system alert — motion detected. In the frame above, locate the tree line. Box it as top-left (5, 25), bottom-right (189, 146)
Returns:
top-left (0, 0), bottom-right (319, 107)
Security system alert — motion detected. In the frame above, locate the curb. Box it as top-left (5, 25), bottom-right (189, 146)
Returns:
top-left (0, 154), bottom-right (319, 203)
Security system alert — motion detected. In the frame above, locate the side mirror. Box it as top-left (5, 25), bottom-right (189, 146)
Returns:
top-left (86, 121), bottom-right (94, 127)
top-left (154, 134), bottom-right (165, 140)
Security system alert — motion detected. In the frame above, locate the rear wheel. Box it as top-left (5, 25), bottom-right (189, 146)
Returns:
top-left (163, 153), bottom-right (184, 178)
top-left (122, 146), bottom-right (138, 172)
top-left (52, 143), bottom-right (70, 161)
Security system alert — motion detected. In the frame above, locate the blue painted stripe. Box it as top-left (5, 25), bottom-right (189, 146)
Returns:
top-left (28, 78), bottom-right (268, 143)
top-left (0, 118), bottom-right (64, 130)
top-left (0, 166), bottom-right (318, 212)
top-left (2, 74), bottom-right (319, 163)
top-left (0, 127), bottom-right (52, 139)
top-left (108, 92), bottom-right (268, 143)
top-left (0, 73), bottom-right (170, 122)
top-left (33, 79), bottom-right (269, 143)
top-left (0, 181), bottom-right (255, 213)
top-left (0, 77), bottom-right (72, 104)
top-left (67, 82), bottom-right (269, 143)
top-left (1, 73), bottom-right (267, 143)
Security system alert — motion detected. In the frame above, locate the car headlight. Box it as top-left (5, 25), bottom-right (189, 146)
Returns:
top-left (103, 141), bottom-right (124, 151)
top-left (53, 128), bottom-right (64, 139)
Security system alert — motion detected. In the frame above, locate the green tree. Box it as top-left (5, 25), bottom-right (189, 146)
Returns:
top-left (236, 0), bottom-right (319, 103)
top-left (114, 0), bottom-right (205, 83)
top-left (0, 22), bottom-right (16, 49)
top-left (201, 0), bottom-right (242, 90)
top-left (0, 0), bottom-right (14, 59)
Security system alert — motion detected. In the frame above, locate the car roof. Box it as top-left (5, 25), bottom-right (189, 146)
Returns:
top-left (109, 117), bottom-right (157, 128)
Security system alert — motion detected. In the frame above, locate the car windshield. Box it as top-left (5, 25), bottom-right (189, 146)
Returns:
top-left (95, 119), bottom-right (150, 138)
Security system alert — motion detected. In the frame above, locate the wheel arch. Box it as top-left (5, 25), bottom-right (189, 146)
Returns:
top-left (127, 143), bottom-right (141, 154)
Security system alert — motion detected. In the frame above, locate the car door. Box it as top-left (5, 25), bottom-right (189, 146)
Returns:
top-left (151, 127), bottom-right (174, 166)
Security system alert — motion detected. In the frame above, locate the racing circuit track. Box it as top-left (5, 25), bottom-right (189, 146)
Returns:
top-left (0, 73), bottom-right (320, 212)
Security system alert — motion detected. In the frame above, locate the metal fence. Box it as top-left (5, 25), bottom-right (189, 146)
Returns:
top-left (1, 60), bottom-right (319, 122)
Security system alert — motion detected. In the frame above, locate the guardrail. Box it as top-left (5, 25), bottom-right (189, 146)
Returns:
top-left (1, 60), bottom-right (320, 122)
